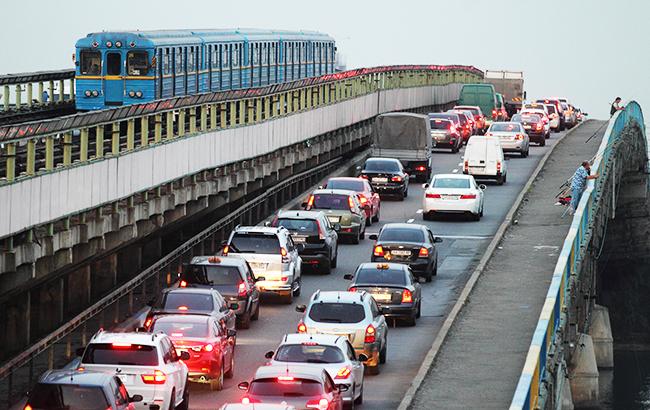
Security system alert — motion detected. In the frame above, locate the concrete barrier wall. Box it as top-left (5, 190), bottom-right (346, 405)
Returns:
top-left (0, 84), bottom-right (459, 239)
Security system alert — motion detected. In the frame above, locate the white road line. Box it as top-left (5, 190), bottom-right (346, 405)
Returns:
top-left (416, 209), bottom-right (423, 214)
top-left (436, 235), bottom-right (493, 240)
top-left (452, 169), bottom-right (459, 173)
top-left (407, 218), bottom-right (414, 223)
top-left (457, 162), bottom-right (463, 166)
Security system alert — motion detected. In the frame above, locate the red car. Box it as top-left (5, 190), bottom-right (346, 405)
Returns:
top-left (324, 177), bottom-right (380, 225)
top-left (150, 314), bottom-right (236, 391)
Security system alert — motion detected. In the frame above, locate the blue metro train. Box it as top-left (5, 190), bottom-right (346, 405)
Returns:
top-left (74, 29), bottom-right (336, 110)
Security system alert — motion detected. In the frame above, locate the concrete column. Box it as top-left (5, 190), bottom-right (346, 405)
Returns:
top-left (589, 304), bottom-right (614, 368)
top-left (568, 333), bottom-right (599, 408)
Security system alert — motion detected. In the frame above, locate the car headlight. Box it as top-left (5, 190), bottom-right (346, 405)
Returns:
top-left (135, 91), bottom-right (143, 98)
top-left (91, 90), bottom-right (99, 97)
top-left (84, 90), bottom-right (91, 97)
top-left (128, 90), bottom-right (136, 98)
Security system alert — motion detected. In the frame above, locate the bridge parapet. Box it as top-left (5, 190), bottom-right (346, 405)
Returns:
top-left (510, 102), bottom-right (646, 409)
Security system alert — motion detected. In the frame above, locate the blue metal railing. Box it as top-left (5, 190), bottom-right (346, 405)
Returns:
top-left (510, 101), bottom-right (646, 410)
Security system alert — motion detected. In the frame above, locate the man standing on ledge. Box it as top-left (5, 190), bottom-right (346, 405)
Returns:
top-left (570, 160), bottom-right (599, 215)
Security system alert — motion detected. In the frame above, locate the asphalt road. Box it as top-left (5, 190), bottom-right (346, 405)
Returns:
top-left (185, 130), bottom-right (567, 410)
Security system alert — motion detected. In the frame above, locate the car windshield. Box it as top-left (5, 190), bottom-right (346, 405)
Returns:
top-left (355, 268), bottom-right (406, 285)
top-left (326, 179), bottom-right (365, 191)
top-left (378, 228), bottom-right (425, 243)
top-left (490, 123), bottom-right (520, 132)
top-left (276, 218), bottom-right (319, 233)
top-left (546, 105), bottom-right (557, 114)
top-left (249, 378), bottom-right (323, 396)
top-left (82, 343), bottom-right (158, 366)
top-left (162, 292), bottom-right (214, 311)
top-left (152, 319), bottom-right (209, 338)
top-left (183, 264), bottom-right (242, 286)
top-left (274, 344), bottom-right (345, 364)
top-left (308, 303), bottom-right (366, 323)
top-left (433, 178), bottom-right (470, 189)
top-left (311, 194), bottom-right (350, 210)
top-left (230, 233), bottom-right (280, 254)
top-left (431, 119), bottom-right (452, 130)
top-left (364, 160), bottom-right (400, 172)
top-left (29, 383), bottom-right (109, 410)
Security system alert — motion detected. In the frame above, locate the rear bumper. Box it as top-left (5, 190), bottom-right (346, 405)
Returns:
top-left (500, 140), bottom-right (526, 152)
top-left (377, 303), bottom-right (417, 318)
top-left (255, 274), bottom-right (294, 294)
top-left (423, 198), bottom-right (480, 214)
top-left (371, 183), bottom-right (406, 195)
top-left (371, 256), bottom-right (430, 275)
top-left (354, 344), bottom-right (380, 367)
top-left (300, 252), bottom-right (330, 268)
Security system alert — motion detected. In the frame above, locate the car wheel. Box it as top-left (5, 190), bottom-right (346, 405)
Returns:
top-left (168, 389), bottom-right (176, 410)
top-left (210, 364), bottom-right (224, 391)
top-left (351, 232), bottom-right (360, 244)
top-left (472, 212), bottom-right (481, 221)
top-left (379, 340), bottom-right (387, 364)
top-left (540, 138), bottom-right (546, 147)
top-left (432, 261), bottom-right (438, 277)
top-left (354, 386), bottom-right (364, 405)
top-left (520, 149), bottom-right (527, 158)
top-left (404, 187), bottom-right (408, 198)
top-left (366, 216), bottom-right (372, 227)
top-left (416, 301), bottom-right (421, 318)
top-left (405, 312), bottom-right (417, 326)
top-left (480, 204), bottom-right (484, 217)
top-left (293, 278), bottom-right (301, 297)
top-left (225, 352), bottom-right (235, 378)
top-left (322, 259), bottom-right (332, 275)
top-left (176, 383), bottom-right (189, 410)
top-left (331, 246), bottom-right (338, 268)
top-left (283, 291), bottom-right (294, 304)
top-left (496, 175), bottom-right (504, 185)
top-left (372, 207), bottom-right (380, 222)
top-left (423, 211), bottom-right (434, 221)
top-left (251, 302), bottom-right (260, 320)
top-left (452, 144), bottom-right (459, 153)
top-left (238, 310), bottom-right (251, 330)
top-left (366, 364), bottom-right (380, 375)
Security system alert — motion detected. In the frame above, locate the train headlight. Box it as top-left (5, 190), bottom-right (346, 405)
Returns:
top-left (106, 41), bottom-right (113, 48)
top-left (91, 90), bottom-right (99, 97)
top-left (135, 91), bottom-right (143, 98)
top-left (128, 90), bottom-right (136, 98)
top-left (84, 90), bottom-right (92, 97)
top-left (115, 41), bottom-right (122, 48)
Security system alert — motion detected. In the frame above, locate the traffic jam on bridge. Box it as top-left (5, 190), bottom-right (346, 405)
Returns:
top-left (2, 28), bottom-right (591, 410)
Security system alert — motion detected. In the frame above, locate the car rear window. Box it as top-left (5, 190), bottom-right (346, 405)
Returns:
top-left (430, 119), bottom-right (452, 130)
top-left (455, 107), bottom-right (479, 115)
top-left (432, 178), bottom-right (470, 189)
top-left (308, 303), bottom-right (366, 323)
top-left (511, 114), bottom-right (522, 123)
top-left (521, 115), bottom-right (541, 123)
top-left (249, 378), bottom-right (324, 396)
top-left (490, 123), bottom-right (521, 132)
top-left (29, 383), bottom-right (109, 410)
top-left (230, 233), bottom-right (281, 254)
top-left (82, 343), bottom-right (158, 366)
top-left (275, 344), bottom-right (345, 364)
top-left (356, 268), bottom-right (406, 285)
top-left (276, 218), bottom-right (319, 233)
top-left (363, 160), bottom-right (400, 172)
top-left (183, 264), bottom-right (242, 286)
top-left (378, 228), bottom-right (425, 243)
top-left (162, 292), bottom-right (214, 311)
top-left (326, 179), bottom-right (365, 191)
top-left (311, 194), bottom-right (351, 210)
top-left (450, 112), bottom-right (467, 123)
top-left (545, 105), bottom-right (557, 114)
top-left (151, 319), bottom-right (209, 338)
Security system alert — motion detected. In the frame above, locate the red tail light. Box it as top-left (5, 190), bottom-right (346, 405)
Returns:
top-left (144, 317), bottom-right (153, 329)
top-left (415, 166), bottom-right (426, 172)
top-left (222, 245), bottom-right (229, 256)
top-left (348, 196), bottom-right (355, 210)
top-left (141, 370), bottom-right (166, 384)
top-left (315, 219), bottom-right (325, 240)
top-left (515, 134), bottom-right (524, 140)
top-left (360, 174), bottom-right (369, 179)
top-left (496, 162), bottom-right (502, 172)
top-left (460, 194), bottom-right (477, 199)
top-left (373, 245), bottom-right (384, 256)
top-left (280, 247), bottom-right (290, 263)
top-left (307, 195), bottom-right (315, 208)
top-left (401, 289), bottom-right (413, 303)
top-left (24, 406), bottom-right (33, 410)
top-left (418, 247), bottom-right (429, 258)
top-left (349, 287), bottom-right (357, 292)
top-left (179, 280), bottom-right (187, 288)
top-left (450, 125), bottom-right (457, 134)
top-left (536, 123), bottom-right (543, 130)
top-left (391, 175), bottom-right (403, 182)
top-left (306, 398), bottom-right (330, 410)
top-left (358, 195), bottom-right (368, 205)
top-left (238, 282), bottom-right (247, 297)
top-left (464, 160), bottom-right (469, 172)
top-left (364, 324), bottom-right (376, 343)
top-left (112, 343), bottom-right (132, 349)
top-left (425, 193), bottom-right (441, 199)
top-left (242, 397), bottom-right (260, 404)
top-left (297, 322), bottom-right (307, 333)
top-left (335, 367), bottom-right (352, 379)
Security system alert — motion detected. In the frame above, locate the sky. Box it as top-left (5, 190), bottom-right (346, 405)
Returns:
top-left (1, 0), bottom-right (648, 120)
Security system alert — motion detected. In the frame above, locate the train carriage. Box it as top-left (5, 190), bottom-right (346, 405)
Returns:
top-left (74, 29), bottom-right (336, 111)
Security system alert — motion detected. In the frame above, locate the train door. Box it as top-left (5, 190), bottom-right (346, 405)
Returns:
top-left (104, 51), bottom-right (124, 105)
top-left (157, 48), bottom-right (163, 99)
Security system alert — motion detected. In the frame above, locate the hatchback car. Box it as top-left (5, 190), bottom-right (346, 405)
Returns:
top-left (76, 331), bottom-right (189, 410)
top-left (423, 174), bottom-right (486, 221)
top-left (180, 256), bottom-right (260, 328)
top-left (512, 113), bottom-right (546, 145)
top-left (359, 158), bottom-right (409, 200)
top-left (485, 121), bottom-right (530, 157)
top-left (26, 369), bottom-right (142, 410)
top-left (368, 223), bottom-right (440, 282)
top-left (150, 314), bottom-right (236, 391)
top-left (238, 366), bottom-right (345, 410)
top-left (429, 117), bottom-right (462, 153)
top-left (345, 263), bottom-right (422, 325)
top-left (296, 290), bottom-right (388, 375)
top-left (454, 105), bottom-right (486, 133)
top-left (224, 226), bottom-right (302, 303)
top-left (303, 189), bottom-right (367, 244)
top-left (325, 177), bottom-right (381, 225)
top-left (272, 210), bottom-right (339, 274)
top-left (265, 333), bottom-right (366, 406)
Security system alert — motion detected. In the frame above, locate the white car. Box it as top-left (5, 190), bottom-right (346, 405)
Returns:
top-left (485, 122), bottom-right (530, 157)
top-left (224, 226), bottom-right (302, 304)
top-left (423, 174), bottom-right (485, 221)
top-left (265, 333), bottom-right (366, 406)
top-left (544, 104), bottom-right (561, 131)
top-left (77, 330), bottom-right (189, 410)
top-left (520, 109), bottom-right (550, 136)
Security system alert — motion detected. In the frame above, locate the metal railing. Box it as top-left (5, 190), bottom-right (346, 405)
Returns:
top-left (510, 101), bottom-right (646, 410)
top-left (0, 65), bottom-right (482, 184)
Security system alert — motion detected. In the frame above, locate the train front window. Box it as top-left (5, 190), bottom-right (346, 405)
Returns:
top-left (80, 50), bottom-right (101, 75)
top-left (106, 53), bottom-right (121, 76)
top-left (127, 51), bottom-right (149, 76)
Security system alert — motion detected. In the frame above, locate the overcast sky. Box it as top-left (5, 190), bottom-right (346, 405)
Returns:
top-left (1, 0), bottom-right (648, 120)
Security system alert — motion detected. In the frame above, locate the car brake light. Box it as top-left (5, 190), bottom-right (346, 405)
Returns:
top-left (391, 175), bottom-right (402, 182)
top-left (335, 367), bottom-right (352, 379)
top-left (242, 397), bottom-right (260, 404)
top-left (222, 245), bottom-right (229, 256)
top-left (536, 123), bottom-right (543, 130)
top-left (418, 247), bottom-right (429, 258)
top-left (349, 287), bottom-right (357, 292)
top-left (497, 162), bottom-right (502, 172)
top-left (360, 174), bottom-right (369, 179)
top-left (306, 398), bottom-right (330, 410)
top-left (111, 343), bottom-right (132, 348)
top-left (171, 332), bottom-right (183, 337)
top-left (297, 322), bottom-right (307, 333)
top-left (238, 282), bottom-right (247, 297)
top-left (373, 245), bottom-right (384, 256)
top-left (364, 324), bottom-right (376, 343)
top-left (177, 305), bottom-right (188, 311)
top-left (358, 195), bottom-right (368, 205)
top-left (144, 317), bottom-right (153, 329)
top-left (515, 134), bottom-right (524, 140)
top-left (460, 194), bottom-right (477, 199)
top-left (449, 125), bottom-right (457, 134)
top-left (425, 193), bottom-right (441, 199)
top-left (24, 405), bottom-right (32, 410)
top-left (179, 280), bottom-right (187, 287)
top-left (141, 370), bottom-right (166, 384)
top-left (415, 166), bottom-right (426, 172)
top-left (278, 376), bottom-right (295, 382)
top-left (315, 219), bottom-right (326, 240)
top-left (401, 289), bottom-right (413, 303)
top-left (204, 343), bottom-right (213, 352)
top-left (281, 247), bottom-right (290, 263)
top-left (464, 160), bottom-right (468, 172)
top-left (348, 196), bottom-right (355, 211)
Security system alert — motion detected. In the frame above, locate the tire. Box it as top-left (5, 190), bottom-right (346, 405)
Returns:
top-left (225, 352), bottom-right (235, 378)
top-left (366, 216), bottom-right (372, 227)
top-left (540, 138), bottom-right (546, 147)
top-left (354, 386), bottom-right (364, 405)
top-left (367, 364), bottom-right (380, 375)
top-left (496, 175), bottom-right (504, 185)
top-left (423, 212), bottom-right (433, 221)
top-left (472, 212), bottom-right (481, 221)
top-left (283, 291), bottom-right (294, 304)
top-left (293, 278), bottom-right (301, 297)
top-left (404, 187), bottom-right (408, 198)
top-left (238, 310), bottom-right (251, 329)
top-left (176, 383), bottom-right (189, 410)
top-left (372, 207), bottom-right (380, 222)
top-left (452, 144), bottom-right (459, 153)
top-left (405, 312), bottom-right (417, 327)
top-left (379, 340), bottom-right (387, 364)
top-left (331, 246), bottom-right (338, 268)
top-left (168, 389), bottom-right (176, 410)
top-left (480, 204), bottom-right (484, 217)
top-left (351, 233), bottom-right (360, 244)
top-left (359, 229), bottom-right (365, 241)
top-left (416, 301), bottom-right (421, 318)
top-left (209, 364), bottom-right (224, 391)
top-left (432, 261), bottom-right (438, 277)
top-left (251, 302), bottom-right (260, 320)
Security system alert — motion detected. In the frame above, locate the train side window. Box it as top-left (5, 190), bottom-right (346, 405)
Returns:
top-left (80, 50), bottom-right (101, 75)
top-left (163, 48), bottom-right (171, 75)
top-left (223, 45), bottom-right (229, 68)
top-left (233, 44), bottom-right (239, 68)
top-left (127, 51), bottom-right (149, 76)
top-left (188, 47), bottom-right (194, 72)
top-left (176, 47), bottom-right (183, 74)
top-left (106, 53), bottom-right (121, 76)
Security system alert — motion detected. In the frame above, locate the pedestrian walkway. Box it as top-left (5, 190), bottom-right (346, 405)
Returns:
top-left (409, 120), bottom-right (606, 409)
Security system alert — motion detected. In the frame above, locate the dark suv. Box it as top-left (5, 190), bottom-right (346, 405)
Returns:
top-left (179, 256), bottom-right (261, 328)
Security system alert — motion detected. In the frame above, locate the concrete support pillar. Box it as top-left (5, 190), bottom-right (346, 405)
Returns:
top-left (560, 375), bottom-right (575, 410)
top-left (589, 304), bottom-right (614, 368)
top-left (568, 333), bottom-right (599, 408)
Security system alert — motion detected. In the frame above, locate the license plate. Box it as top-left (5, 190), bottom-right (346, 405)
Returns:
top-left (249, 262), bottom-right (267, 271)
top-left (327, 216), bottom-right (340, 223)
top-left (524, 125), bottom-right (532, 129)
top-left (117, 374), bottom-right (134, 384)
top-left (372, 293), bottom-right (392, 302)
top-left (443, 195), bottom-right (460, 200)
top-left (292, 236), bottom-right (306, 243)
top-left (390, 250), bottom-right (411, 256)
top-left (373, 177), bottom-right (388, 183)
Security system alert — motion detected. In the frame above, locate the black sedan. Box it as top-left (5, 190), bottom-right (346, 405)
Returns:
top-left (358, 157), bottom-right (409, 200)
top-left (344, 262), bottom-right (422, 325)
top-left (369, 223), bottom-right (441, 282)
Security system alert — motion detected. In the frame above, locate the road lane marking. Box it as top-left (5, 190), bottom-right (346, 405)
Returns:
top-left (436, 235), bottom-right (493, 240)
top-left (458, 162), bottom-right (463, 166)
top-left (452, 169), bottom-right (458, 173)
top-left (416, 209), bottom-right (423, 214)
top-left (407, 218), bottom-right (414, 223)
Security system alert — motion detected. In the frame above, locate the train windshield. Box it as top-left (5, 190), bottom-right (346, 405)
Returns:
top-left (80, 50), bottom-right (101, 75)
top-left (127, 51), bottom-right (149, 76)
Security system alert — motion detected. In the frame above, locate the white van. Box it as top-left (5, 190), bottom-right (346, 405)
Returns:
top-left (463, 136), bottom-right (507, 185)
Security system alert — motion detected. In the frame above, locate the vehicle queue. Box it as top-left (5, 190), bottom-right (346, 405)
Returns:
top-left (24, 91), bottom-right (584, 410)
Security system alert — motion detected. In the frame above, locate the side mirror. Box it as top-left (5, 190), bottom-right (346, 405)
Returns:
top-left (229, 303), bottom-right (239, 310)
top-left (227, 329), bottom-right (237, 338)
top-left (356, 166), bottom-right (362, 171)
top-left (338, 384), bottom-right (350, 393)
top-left (179, 351), bottom-right (190, 360)
top-left (368, 234), bottom-right (378, 240)
top-left (333, 223), bottom-right (341, 232)
top-left (301, 201), bottom-right (308, 209)
top-left (296, 304), bottom-right (307, 313)
top-left (256, 276), bottom-right (266, 282)
top-left (343, 273), bottom-right (354, 280)
top-left (129, 394), bottom-right (143, 403)
top-left (318, 185), bottom-right (324, 189)
top-left (357, 353), bottom-right (369, 362)
top-left (265, 351), bottom-right (274, 359)
top-left (583, 113), bottom-right (589, 116)
top-left (434, 237), bottom-right (443, 243)
top-left (296, 243), bottom-right (306, 252)
top-left (238, 381), bottom-right (250, 391)
top-left (264, 221), bottom-right (271, 227)
top-left (75, 347), bottom-right (86, 357)
top-left (479, 184), bottom-right (487, 190)
top-left (422, 183), bottom-right (429, 189)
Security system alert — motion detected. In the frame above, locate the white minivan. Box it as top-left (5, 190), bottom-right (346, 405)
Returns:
top-left (463, 136), bottom-right (507, 185)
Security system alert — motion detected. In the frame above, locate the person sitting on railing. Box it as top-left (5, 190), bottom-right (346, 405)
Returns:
top-left (610, 97), bottom-right (624, 116)
top-left (569, 161), bottom-right (599, 215)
